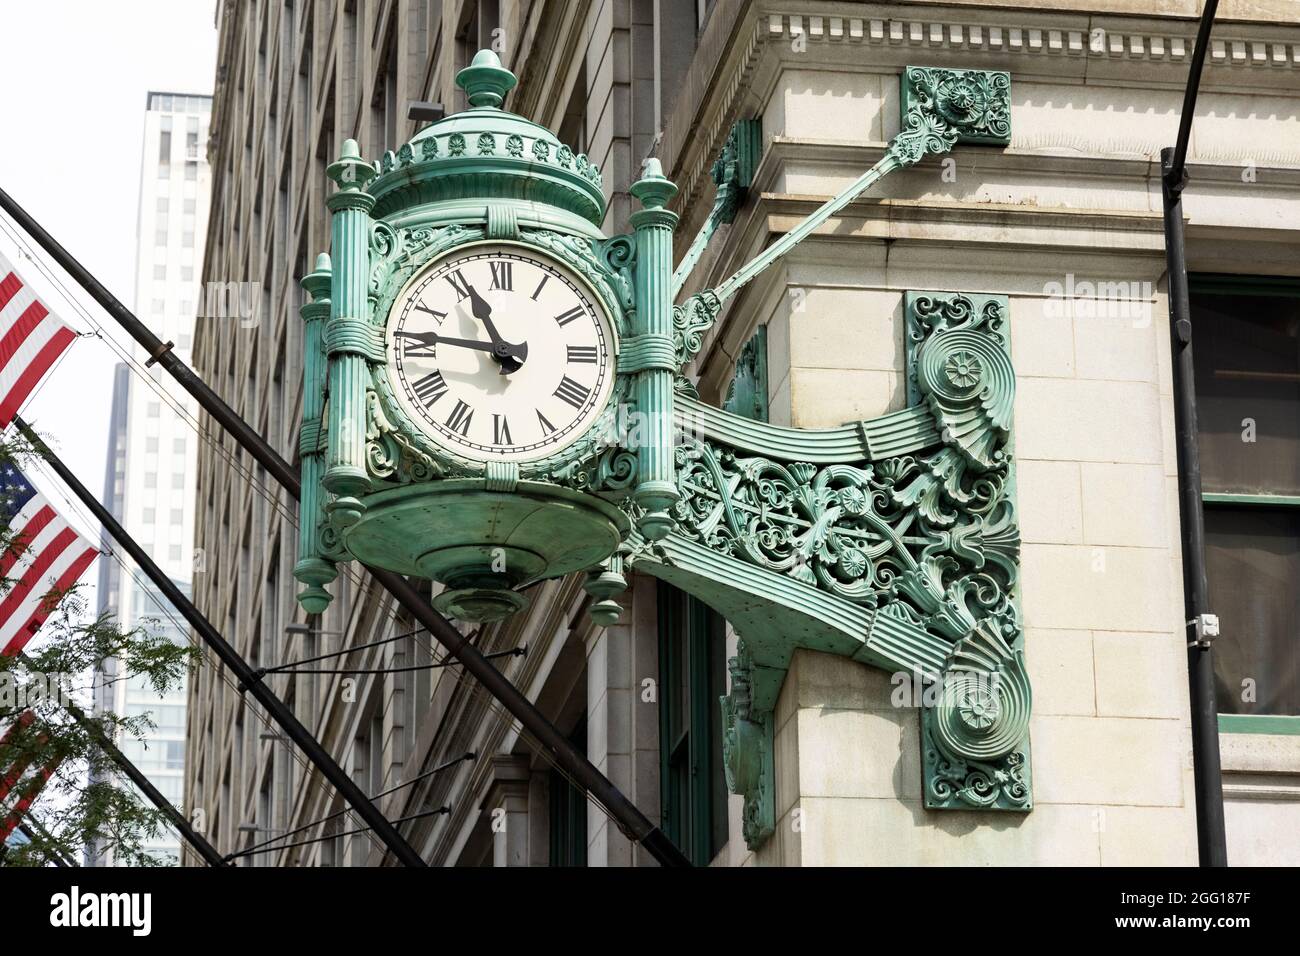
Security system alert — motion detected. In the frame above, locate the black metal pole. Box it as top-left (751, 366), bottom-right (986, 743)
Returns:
top-left (13, 416), bottom-right (427, 868)
top-left (0, 186), bottom-right (690, 866)
top-left (13, 657), bottom-right (227, 868)
top-left (1159, 0), bottom-right (1227, 868)
top-left (17, 822), bottom-right (74, 867)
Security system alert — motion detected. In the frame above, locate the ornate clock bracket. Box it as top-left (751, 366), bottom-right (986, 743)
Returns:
top-left (629, 291), bottom-right (1029, 849)
top-left (290, 53), bottom-right (1025, 855)
top-left (671, 66), bottom-right (1011, 371)
top-left (629, 67), bottom-right (1022, 849)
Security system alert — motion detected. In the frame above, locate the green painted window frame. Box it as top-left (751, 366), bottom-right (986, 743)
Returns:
top-left (657, 584), bottom-right (728, 866)
top-left (1190, 272), bottom-right (1300, 730)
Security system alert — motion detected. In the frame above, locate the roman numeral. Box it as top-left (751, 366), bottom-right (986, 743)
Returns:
top-left (536, 409), bottom-right (556, 434)
top-left (413, 302), bottom-right (447, 322)
top-left (567, 345), bottom-right (598, 364)
top-left (489, 261), bottom-right (513, 291)
top-left (403, 337), bottom-right (437, 359)
top-left (445, 400), bottom-right (474, 436)
top-left (412, 370), bottom-right (448, 407)
top-left (444, 269), bottom-right (472, 301)
top-left (552, 376), bottom-right (590, 409)
top-left (530, 275), bottom-right (549, 301)
top-left (493, 414), bottom-right (513, 446)
top-left (554, 306), bottom-right (584, 327)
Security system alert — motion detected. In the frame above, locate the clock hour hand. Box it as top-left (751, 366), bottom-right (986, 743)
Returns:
top-left (466, 285), bottom-right (528, 372)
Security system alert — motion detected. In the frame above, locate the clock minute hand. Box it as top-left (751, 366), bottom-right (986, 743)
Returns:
top-left (394, 330), bottom-right (497, 354)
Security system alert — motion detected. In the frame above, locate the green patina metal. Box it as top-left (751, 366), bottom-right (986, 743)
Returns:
top-left (292, 50), bottom-right (1024, 849)
top-left (672, 119), bottom-right (762, 297)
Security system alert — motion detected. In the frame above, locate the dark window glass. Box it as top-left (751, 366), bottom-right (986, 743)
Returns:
top-left (1192, 290), bottom-right (1300, 495)
top-left (1205, 508), bottom-right (1300, 716)
top-left (1193, 275), bottom-right (1300, 718)
top-left (548, 721), bottom-right (587, 866)
top-left (658, 584), bottom-right (727, 864)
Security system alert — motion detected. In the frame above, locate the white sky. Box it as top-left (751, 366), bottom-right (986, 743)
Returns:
top-left (0, 1), bottom-right (217, 606)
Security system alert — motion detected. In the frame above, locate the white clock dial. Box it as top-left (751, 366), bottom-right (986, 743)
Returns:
top-left (385, 243), bottom-right (617, 463)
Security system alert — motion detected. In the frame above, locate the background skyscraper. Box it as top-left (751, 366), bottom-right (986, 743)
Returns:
top-left (88, 91), bottom-right (212, 866)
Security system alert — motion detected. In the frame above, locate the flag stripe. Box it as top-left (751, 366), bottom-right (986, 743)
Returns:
top-left (0, 730), bottom-right (46, 805)
top-left (0, 504), bottom-right (55, 580)
top-left (0, 273), bottom-right (20, 313)
top-left (0, 529), bottom-right (78, 654)
top-left (0, 325), bottom-right (75, 425)
top-left (4, 545), bottom-right (99, 657)
top-left (0, 541), bottom-right (100, 653)
top-left (0, 253), bottom-right (77, 428)
top-left (0, 299), bottom-right (51, 374)
top-left (0, 753), bottom-right (63, 843)
top-left (0, 465), bottom-right (98, 655)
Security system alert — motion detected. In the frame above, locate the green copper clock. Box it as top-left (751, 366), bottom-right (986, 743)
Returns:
top-left (385, 242), bottom-right (617, 464)
top-left (294, 49), bottom-right (1033, 840)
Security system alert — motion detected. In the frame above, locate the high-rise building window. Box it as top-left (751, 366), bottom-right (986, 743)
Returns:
top-left (657, 583), bottom-right (728, 865)
top-left (1193, 274), bottom-right (1300, 718)
top-left (146, 437), bottom-right (159, 452)
top-left (159, 115), bottom-right (172, 166)
top-left (142, 507), bottom-right (156, 523)
top-left (170, 508), bottom-right (184, 525)
top-left (153, 264), bottom-right (167, 280)
top-left (144, 473), bottom-right (158, 489)
top-left (147, 402), bottom-right (161, 417)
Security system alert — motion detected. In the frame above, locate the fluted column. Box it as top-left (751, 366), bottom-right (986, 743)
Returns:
top-left (323, 139), bottom-right (377, 528)
top-left (293, 253), bottom-right (337, 613)
top-left (628, 159), bottom-right (679, 540)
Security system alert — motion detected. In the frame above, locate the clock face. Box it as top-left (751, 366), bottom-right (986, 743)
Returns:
top-left (385, 242), bottom-right (617, 463)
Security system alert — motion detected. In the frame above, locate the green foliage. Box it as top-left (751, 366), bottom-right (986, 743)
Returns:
top-left (0, 435), bottom-right (196, 867)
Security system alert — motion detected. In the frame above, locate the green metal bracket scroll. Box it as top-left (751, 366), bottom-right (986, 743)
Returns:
top-left (672, 66), bottom-right (1011, 369)
top-left (672, 119), bottom-right (762, 297)
top-left (631, 289), bottom-right (1028, 848)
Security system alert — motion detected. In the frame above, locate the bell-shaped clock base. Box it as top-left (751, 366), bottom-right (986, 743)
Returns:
top-left (340, 479), bottom-right (630, 622)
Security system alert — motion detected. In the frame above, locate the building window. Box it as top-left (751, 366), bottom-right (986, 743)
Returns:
top-left (548, 720), bottom-right (587, 867)
top-left (657, 583), bottom-right (728, 864)
top-left (1193, 274), bottom-right (1300, 718)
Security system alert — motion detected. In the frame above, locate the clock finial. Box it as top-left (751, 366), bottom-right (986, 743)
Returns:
top-left (456, 49), bottom-right (517, 109)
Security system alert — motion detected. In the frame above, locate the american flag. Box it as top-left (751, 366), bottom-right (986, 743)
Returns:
top-left (0, 464), bottom-right (99, 657)
top-left (0, 709), bottom-right (63, 845)
top-left (0, 250), bottom-right (77, 428)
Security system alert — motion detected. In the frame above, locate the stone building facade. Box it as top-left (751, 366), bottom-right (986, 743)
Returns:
top-left (186, 0), bottom-right (1300, 866)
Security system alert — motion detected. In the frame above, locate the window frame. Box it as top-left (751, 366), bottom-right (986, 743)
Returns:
top-left (1191, 272), bottom-right (1300, 735)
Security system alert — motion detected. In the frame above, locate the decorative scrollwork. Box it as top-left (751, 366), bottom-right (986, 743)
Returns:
top-left (596, 235), bottom-right (636, 312)
top-left (888, 67), bottom-right (1011, 167)
top-left (365, 386), bottom-right (441, 484)
top-left (673, 289), bottom-right (721, 366)
top-left (521, 229), bottom-right (633, 337)
top-left (721, 640), bottom-right (775, 849)
top-left (670, 290), bottom-right (1027, 814)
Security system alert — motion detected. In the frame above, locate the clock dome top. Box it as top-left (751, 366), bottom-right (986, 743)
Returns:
top-left (366, 50), bottom-right (607, 235)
